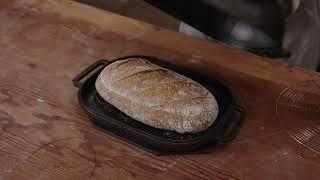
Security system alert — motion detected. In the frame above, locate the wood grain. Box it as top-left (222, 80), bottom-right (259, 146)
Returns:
top-left (0, 0), bottom-right (319, 179)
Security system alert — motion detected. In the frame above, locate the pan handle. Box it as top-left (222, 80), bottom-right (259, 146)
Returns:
top-left (216, 104), bottom-right (246, 143)
top-left (72, 60), bottom-right (108, 88)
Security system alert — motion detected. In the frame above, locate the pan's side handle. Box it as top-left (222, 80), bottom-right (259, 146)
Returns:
top-left (216, 105), bottom-right (246, 143)
top-left (72, 60), bottom-right (108, 88)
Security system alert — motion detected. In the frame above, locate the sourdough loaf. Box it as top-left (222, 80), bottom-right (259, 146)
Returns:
top-left (95, 58), bottom-right (219, 133)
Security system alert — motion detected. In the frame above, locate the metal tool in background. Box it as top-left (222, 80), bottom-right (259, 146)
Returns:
top-left (276, 80), bottom-right (320, 155)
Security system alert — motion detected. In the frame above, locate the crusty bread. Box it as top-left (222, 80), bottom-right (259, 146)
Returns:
top-left (95, 58), bottom-right (219, 133)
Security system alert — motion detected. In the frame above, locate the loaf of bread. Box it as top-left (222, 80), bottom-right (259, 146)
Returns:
top-left (95, 58), bottom-right (219, 133)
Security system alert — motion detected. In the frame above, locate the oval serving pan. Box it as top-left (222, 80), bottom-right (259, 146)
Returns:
top-left (73, 55), bottom-right (246, 155)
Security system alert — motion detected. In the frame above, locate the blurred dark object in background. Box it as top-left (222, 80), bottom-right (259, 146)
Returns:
top-left (144, 0), bottom-right (289, 58)
top-left (76, 0), bottom-right (319, 71)
top-left (146, 0), bottom-right (320, 71)
top-left (77, 0), bottom-right (178, 30)
top-left (283, 0), bottom-right (320, 71)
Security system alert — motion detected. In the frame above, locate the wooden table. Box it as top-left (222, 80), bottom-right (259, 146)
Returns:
top-left (0, 0), bottom-right (319, 179)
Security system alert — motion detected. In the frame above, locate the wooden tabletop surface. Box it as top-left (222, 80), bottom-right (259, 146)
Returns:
top-left (0, 0), bottom-right (320, 179)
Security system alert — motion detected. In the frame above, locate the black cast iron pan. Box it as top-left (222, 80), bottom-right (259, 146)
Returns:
top-left (73, 55), bottom-right (246, 155)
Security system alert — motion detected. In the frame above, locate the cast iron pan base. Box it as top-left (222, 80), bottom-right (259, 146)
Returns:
top-left (73, 56), bottom-right (246, 155)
